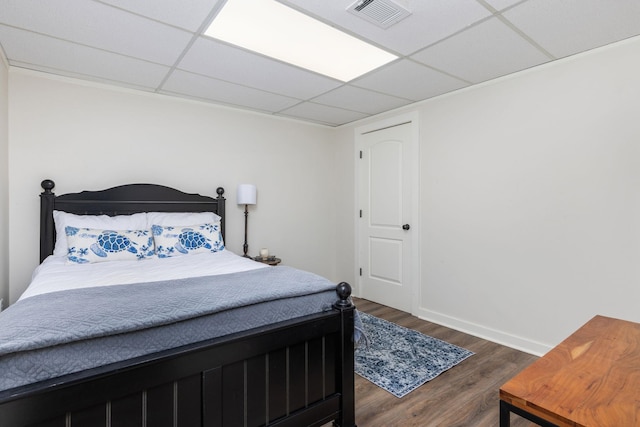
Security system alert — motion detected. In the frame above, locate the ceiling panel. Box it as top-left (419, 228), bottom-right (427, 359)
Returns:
top-left (161, 70), bottom-right (301, 113)
top-left (99, 0), bottom-right (223, 32)
top-left (176, 37), bottom-right (343, 100)
top-left (279, 102), bottom-right (369, 127)
top-left (1, 0), bottom-right (640, 126)
top-left (0, 25), bottom-right (170, 89)
top-left (311, 85), bottom-right (412, 115)
top-left (353, 59), bottom-right (469, 101)
top-left (411, 17), bottom-right (551, 84)
top-left (0, 0), bottom-right (193, 65)
top-left (503, 0), bottom-right (640, 58)
top-left (484, 0), bottom-right (523, 11)
top-left (280, 0), bottom-right (493, 55)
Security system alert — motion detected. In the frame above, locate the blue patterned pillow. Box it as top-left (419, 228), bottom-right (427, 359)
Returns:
top-left (65, 227), bottom-right (155, 264)
top-left (152, 223), bottom-right (225, 258)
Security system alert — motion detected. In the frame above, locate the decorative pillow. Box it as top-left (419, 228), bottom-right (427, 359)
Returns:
top-left (152, 223), bottom-right (224, 258)
top-left (146, 212), bottom-right (221, 228)
top-left (65, 227), bottom-right (155, 264)
top-left (53, 211), bottom-right (148, 257)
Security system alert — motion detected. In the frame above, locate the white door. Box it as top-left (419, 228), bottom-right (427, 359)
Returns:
top-left (358, 121), bottom-right (416, 313)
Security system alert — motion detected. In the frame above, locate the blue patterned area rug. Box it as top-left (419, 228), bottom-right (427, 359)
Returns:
top-left (355, 312), bottom-right (474, 398)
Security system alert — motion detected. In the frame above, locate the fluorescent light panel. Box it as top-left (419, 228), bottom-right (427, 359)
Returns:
top-left (205, 0), bottom-right (397, 82)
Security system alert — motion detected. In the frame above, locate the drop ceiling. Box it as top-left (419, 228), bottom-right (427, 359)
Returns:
top-left (1, 0), bottom-right (639, 127)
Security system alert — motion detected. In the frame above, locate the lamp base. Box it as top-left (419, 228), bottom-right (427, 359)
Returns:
top-left (242, 204), bottom-right (250, 257)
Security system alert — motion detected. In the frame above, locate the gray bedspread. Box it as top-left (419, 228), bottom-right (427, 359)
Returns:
top-left (0, 266), bottom-right (339, 392)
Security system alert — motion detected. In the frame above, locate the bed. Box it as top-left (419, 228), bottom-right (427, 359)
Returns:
top-left (0, 180), bottom-right (357, 427)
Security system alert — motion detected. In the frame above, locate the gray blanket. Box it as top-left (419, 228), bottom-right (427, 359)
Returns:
top-left (0, 266), bottom-right (342, 392)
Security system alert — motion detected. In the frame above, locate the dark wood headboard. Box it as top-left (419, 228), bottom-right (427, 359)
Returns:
top-left (39, 179), bottom-right (225, 262)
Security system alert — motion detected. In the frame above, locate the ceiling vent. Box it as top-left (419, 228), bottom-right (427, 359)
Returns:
top-left (347, 0), bottom-right (411, 29)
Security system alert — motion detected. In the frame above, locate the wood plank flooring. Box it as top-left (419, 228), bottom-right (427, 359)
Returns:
top-left (342, 298), bottom-right (540, 427)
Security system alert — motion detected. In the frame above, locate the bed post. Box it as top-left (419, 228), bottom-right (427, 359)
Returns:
top-left (216, 187), bottom-right (225, 240)
top-left (40, 179), bottom-right (56, 263)
top-left (333, 282), bottom-right (357, 427)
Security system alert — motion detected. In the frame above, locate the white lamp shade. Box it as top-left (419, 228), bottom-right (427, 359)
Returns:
top-left (237, 184), bottom-right (257, 205)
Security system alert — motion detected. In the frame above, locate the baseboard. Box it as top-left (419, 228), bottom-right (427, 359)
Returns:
top-left (415, 308), bottom-right (551, 356)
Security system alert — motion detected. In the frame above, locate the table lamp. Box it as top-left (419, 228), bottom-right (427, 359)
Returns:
top-left (237, 184), bottom-right (256, 257)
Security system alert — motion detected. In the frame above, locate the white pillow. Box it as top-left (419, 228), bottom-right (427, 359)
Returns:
top-left (146, 211), bottom-right (221, 228)
top-left (152, 223), bottom-right (224, 258)
top-left (65, 227), bottom-right (155, 264)
top-left (53, 211), bottom-right (148, 257)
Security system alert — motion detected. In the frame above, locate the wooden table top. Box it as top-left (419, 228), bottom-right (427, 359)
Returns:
top-left (500, 315), bottom-right (640, 427)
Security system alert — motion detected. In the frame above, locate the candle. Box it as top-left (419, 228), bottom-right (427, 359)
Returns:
top-left (260, 248), bottom-right (269, 259)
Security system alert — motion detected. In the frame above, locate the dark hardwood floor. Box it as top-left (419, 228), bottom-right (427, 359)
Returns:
top-left (342, 298), bottom-right (540, 427)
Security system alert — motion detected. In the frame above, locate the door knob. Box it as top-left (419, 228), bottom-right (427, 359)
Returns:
top-left (402, 224), bottom-right (410, 230)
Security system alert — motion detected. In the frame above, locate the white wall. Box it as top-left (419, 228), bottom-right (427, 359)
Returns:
top-left (0, 52), bottom-right (8, 309)
top-left (332, 125), bottom-right (357, 290)
top-left (6, 35), bottom-right (640, 355)
top-left (7, 70), bottom-right (338, 303)
top-left (339, 36), bottom-right (640, 355)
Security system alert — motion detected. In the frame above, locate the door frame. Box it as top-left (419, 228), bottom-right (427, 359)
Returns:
top-left (354, 112), bottom-right (420, 315)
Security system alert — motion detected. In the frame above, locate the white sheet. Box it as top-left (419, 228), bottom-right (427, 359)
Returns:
top-left (20, 249), bottom-right (268, 300)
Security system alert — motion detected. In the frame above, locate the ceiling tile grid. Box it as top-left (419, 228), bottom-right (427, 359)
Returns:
top-left (175, 37), bottom-right (343, 100)
top-left (353, 59), bottom-right (470, 101)
top-left (0, 0), bottom-right (194, 65)
top-left (0, 25), bottom-right (170, 90)
top-left (279, 101), bottom-right (369, 126)
top-left (279, 0), bottom-right (494, 56)
top-left (1, 0), bottom-right (640, 126)
top-left (483, 0), bottom-right (523, 12)
top-left (98, 0), bottom-right (223, 32)
top-left (410, 16), bottom-right (552, 84)
top-left (310, 85), bottom-right (412, 116)
top-left (161, 70), bottom-right (301, 113)
top-left (502, 0), bottom-right (640, 58)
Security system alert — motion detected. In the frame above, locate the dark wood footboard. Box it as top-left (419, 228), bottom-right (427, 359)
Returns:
top-left (0, 284), bottom-right (357, 427)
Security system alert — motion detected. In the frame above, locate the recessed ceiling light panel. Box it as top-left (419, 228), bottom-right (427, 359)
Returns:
top-left (205, 0), bottom-right (398, 82)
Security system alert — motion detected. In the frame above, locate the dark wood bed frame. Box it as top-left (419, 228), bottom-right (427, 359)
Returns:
top-left (0, 180), bottom-right (357, 427)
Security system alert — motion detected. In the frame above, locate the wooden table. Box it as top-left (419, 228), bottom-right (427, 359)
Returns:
top-left (499, 315), bottom-right (640, 427)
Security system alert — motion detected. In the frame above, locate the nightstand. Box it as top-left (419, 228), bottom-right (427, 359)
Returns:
top-left (253, 256), bottom-right (281, 266)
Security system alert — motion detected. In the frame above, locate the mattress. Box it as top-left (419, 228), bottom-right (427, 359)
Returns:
top-left (20, 248), bottom-right (268, 300)
top-left (0, 250), bottom-right (339, 392)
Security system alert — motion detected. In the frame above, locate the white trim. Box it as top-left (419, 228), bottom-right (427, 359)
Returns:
top-left (415, 307), bottom-right (551, 356)
top-left (353, 112), bottom-right (420, 315)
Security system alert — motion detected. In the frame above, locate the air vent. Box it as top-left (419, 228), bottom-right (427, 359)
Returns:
top-left (347, 0), bottom-right (411, 29)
